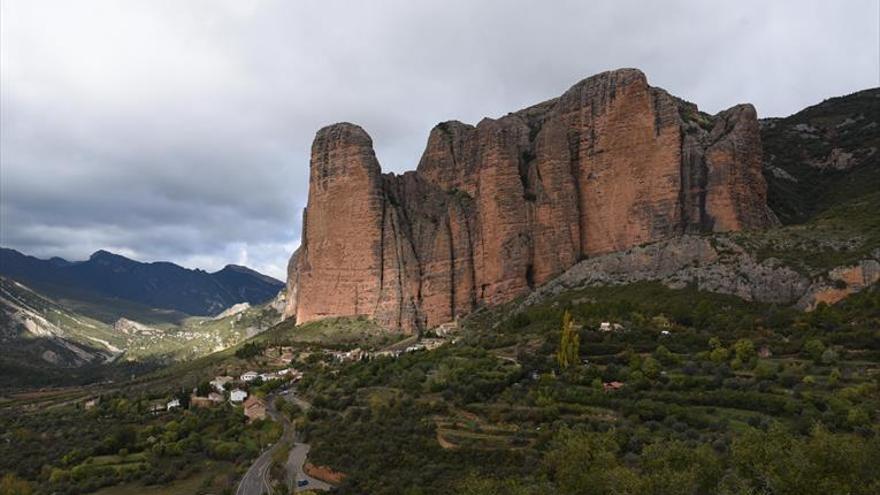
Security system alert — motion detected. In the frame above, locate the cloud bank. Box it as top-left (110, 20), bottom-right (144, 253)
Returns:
top-left (2, 0), bottom-right (877, 279)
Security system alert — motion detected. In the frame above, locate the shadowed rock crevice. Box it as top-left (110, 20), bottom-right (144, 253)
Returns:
top-left (285, 69), bottom-right (776, 333)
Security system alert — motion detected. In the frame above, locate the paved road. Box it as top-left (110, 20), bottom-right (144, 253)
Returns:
top-left (288, 442), bottom-right (333, 492)
top-left (236, 443), bottom-right (275, 495)
top-left (236, 391), bottom-right (332, 495)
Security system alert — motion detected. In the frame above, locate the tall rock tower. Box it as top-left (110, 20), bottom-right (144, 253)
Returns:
top-left (285, 69), bottom-right (776, 333)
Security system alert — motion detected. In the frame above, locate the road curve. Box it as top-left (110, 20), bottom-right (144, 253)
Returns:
top-left (236, 391), bottom-right (333, 494)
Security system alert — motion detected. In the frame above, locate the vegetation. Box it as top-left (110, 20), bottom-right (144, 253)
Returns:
top-left (556, 310), bottom-right (579, 369)
top-left (0, 396), bottom-right (280, 494)
top-left (2, 278), bottom-right (878, 494)
top-left (291, 283), bottom-right (879, 494)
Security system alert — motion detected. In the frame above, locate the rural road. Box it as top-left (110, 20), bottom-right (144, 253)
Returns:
top-left (236, 391), bottom-right (332, 495)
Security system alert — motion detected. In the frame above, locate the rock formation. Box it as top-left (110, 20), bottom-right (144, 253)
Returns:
top-left (286, 69), bottom-right (777, 332)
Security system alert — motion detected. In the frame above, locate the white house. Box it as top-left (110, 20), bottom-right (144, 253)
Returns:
top-left (230, 389), bottom-right (248, 403)
top-left (240, 371), bottom-right (259, 382)
top-left (259, 372), bottom-right (278, 382)
top-left (599, 322), bottom-right (624, 333)
top-left (166, 399), bottom-right (181, 410)
top-left (210, 376), bottom-right (233, 393)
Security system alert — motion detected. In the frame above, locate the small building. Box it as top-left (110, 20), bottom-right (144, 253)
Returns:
top-left (603, 381), bottom-right (624, 392)
top-left (660, 330), bottom-right (671, 337)
top-left (332, 348), bottom-right (365, 363)
top-left (191, 392), bottom-right (224, 408)
top-left (84, 397), bottom-right (100, 410)
top-left (405, 344), bottom-right (425, 353)
top-left (434, 320), bottom-right (459, 337)
top-left (230, 389), bottom-right (248, 403)
top-left (243, 396), bottom-right (267, 421)
top-left (210, 376), bottom-right (234, 392)
top-left (599, 322), bottom-right (624, 333)
top-left (166, 398), bottom-right (181, 410)
top-left (371, 350), bottom-right (400, 359)
top-left (259, 372), bottom-right (275, 382)
top-left (422, 338), bottom-right (445, 351)
top-left (240, 371), bottom-right (259, 382)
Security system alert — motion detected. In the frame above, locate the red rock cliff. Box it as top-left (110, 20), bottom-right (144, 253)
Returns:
top-left (286, 69), bottom-right (776, 333)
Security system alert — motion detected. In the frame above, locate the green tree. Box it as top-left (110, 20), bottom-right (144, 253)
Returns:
top-left (733, 339), bottom-right (756, 367)
top-left (543, 429), bottom-right (637, 495)
top-left (654, 345), bottom-right (678, 365)
top-left (556, 310), bottom-right (580, 370)
top-left (642, 356), bottom-right (662, 379)
top-left (804, 339), bottom-right (826, 363)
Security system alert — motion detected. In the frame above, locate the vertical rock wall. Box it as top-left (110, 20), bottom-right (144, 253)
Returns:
top-left (286, 69), bottom-right (777, 333)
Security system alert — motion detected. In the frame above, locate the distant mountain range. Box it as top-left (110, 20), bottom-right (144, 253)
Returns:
top-left (0, 248), bottom-right (284, 317)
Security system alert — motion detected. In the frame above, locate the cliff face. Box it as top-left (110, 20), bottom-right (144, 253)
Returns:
top-left (286, 69), bottom-right (777, 333)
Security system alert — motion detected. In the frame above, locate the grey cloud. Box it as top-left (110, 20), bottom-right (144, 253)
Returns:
top-left (1, 0), bottom-right (877, 279)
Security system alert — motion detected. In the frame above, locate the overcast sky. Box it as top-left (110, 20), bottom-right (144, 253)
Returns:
top-left (1, 0), bottom-right (878, 280)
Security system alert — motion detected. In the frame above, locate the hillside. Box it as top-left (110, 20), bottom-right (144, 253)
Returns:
top-left (0, 248), bottom-right (284, 317)
top-left (3, 276), bottom-right (876, 494)
top-left (0, 276), bottom-right (283, 388)
top-left (762, 88), bottom-right (880, 224)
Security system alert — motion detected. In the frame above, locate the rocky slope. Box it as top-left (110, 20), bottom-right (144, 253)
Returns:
top-left (286, 69), bottom-right (777, 332)
top-left (519, 235), bottom-right (880, 313)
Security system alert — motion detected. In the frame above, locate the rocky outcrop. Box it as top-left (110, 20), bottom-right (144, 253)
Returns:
top-left (797, 258), bottom-right (880, 310)
top-left (519, 236), bottom-right (878, 312)
top-left (286, 69), bottom-right (777, 332)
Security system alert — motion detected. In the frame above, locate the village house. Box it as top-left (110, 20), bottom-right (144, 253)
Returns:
top-left (230, 389), bottom-right (248, 403)
top-left (210, 376), bottom-right (233, 392)
top-left (243, 396), bottom-right (267, 421)
top-left (599, 322), bottom-right (624, 332)
top-left (283, 368), bottom-right (304, 382)
top-left (240, 371), bottom-right (259, 382)
top-left (434, 320), bottom-right (459, 337)
top-left (332, 348), bottom-right (365, 363)
top-left (405, 343), bottom-right (425, 353)
top-left (84, 397), bottom-right (100, 410)
top-left (166, 398), bottom-right (181, 410)
top-left (371, 350), bottom-right (400, 359)
top-left (603, 381), bottom-right (625, 392)
top-left (191, 392), bottom-right (224, 408)
top-left (421, 338), bottom-right (445, 351)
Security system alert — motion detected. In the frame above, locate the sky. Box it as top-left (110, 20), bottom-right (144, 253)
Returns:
top-left (1, 0), bottom-right (878, 280)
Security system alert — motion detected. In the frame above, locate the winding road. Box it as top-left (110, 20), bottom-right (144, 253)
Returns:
top-left (236, 391), bottom-right (332, 494)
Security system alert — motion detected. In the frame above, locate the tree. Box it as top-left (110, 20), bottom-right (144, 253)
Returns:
top-left (733, 339), bottom-right (756, 367)
top-left (654, 345), bottom-right (677, 365)
top-left (642, 356), bottom-right (662, 380)
top-left (195, 381), bottom-right (213, 397)
top-left (556, 310), bottom-right (580, 370)
top-left (804, 339), bottom-right (826, 363)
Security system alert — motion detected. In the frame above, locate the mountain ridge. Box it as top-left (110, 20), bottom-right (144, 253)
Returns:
top-left (0, 247), bottom-right (284, 317)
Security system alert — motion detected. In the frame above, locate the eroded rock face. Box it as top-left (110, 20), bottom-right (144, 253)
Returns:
top-left (286, 69), bottom-right (777, 332)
